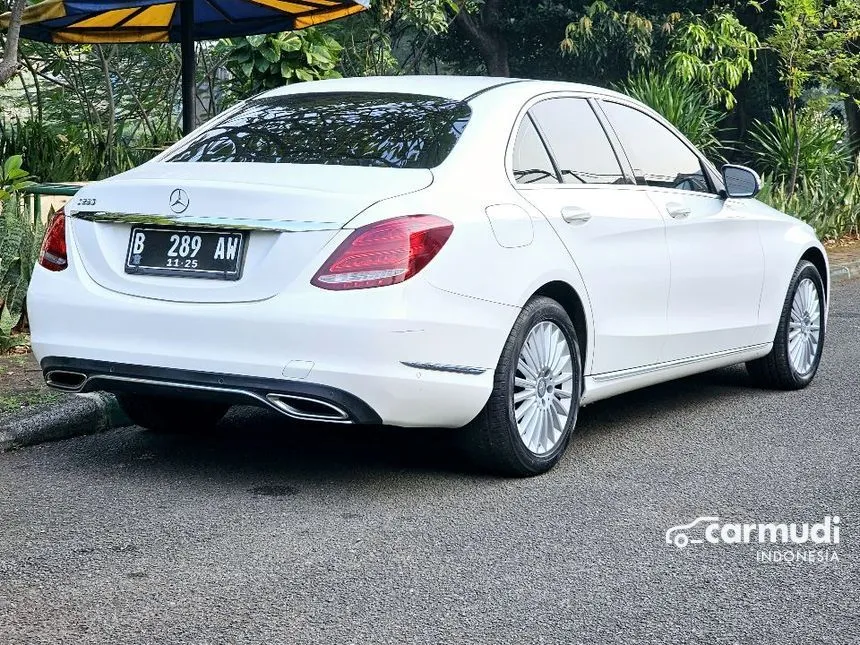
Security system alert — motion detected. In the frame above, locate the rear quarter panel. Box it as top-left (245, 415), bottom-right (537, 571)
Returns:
top-left (343, 87), bottom-right (599, 373)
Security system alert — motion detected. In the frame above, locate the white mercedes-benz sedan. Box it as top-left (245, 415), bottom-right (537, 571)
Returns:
top-left (28, 75), bottom-right (828, 476)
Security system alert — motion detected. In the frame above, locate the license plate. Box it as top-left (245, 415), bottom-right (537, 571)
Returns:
top-left (125, 227), bottom-right (246, 280)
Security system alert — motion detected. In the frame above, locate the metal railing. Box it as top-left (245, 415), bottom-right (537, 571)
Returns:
top-left (22, 183), bottom-right (82, 224)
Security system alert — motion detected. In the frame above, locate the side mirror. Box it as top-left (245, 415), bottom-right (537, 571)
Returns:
top-left (721, 164), bottom-right (761, 199)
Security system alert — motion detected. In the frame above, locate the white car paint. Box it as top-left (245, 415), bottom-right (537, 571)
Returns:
top-left (28, 75), bottom-right (828, 430)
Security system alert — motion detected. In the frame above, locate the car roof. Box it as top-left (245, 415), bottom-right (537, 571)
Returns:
top-left (259, 75), bottom-right (624, 103)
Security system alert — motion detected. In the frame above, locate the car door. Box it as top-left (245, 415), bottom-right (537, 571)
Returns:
top-left (512, 96), bottom-right (670, 374)
top-left (599, 99), bottom-right (766, 362)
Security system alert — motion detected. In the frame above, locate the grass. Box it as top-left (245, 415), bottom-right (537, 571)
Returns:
top-left (0, 389), bottom-right (62, 414)
top-left (0, 339), bottom-right (65, 415)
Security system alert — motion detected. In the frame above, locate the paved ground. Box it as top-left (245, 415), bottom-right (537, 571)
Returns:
top-left (1, 284), bottom-right (858, 645)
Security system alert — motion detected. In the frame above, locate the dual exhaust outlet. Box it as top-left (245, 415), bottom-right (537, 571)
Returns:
top-left (44, 370), bottom-right (352, 424)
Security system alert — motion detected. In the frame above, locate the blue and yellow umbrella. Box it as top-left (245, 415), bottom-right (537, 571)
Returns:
top-left (2, 0), bottom-right (370, 132)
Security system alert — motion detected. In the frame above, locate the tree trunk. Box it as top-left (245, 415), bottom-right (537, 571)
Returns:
top-left (454, 0), bottom-right (510, 77)
top-left (0, 0), bottom-right (26, 86)
top-left (96, 45), bottom-right (117, 177)
top-left (787, 102), bottom-right (801, 199)
top-left (844, 95), bottom-right (860, 169)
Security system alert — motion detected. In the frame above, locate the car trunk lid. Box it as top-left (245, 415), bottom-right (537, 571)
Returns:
top-left (68, 163), bottom-right (433, 303)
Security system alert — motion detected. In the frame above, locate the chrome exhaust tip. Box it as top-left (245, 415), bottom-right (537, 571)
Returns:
top-left (45, 370), bottom-right (88, 392)
top-left (266, 394), bottom-right (351, 423)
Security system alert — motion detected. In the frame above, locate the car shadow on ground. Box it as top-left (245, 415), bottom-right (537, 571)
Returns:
top-left (61, 365), bottom-right (759, 485)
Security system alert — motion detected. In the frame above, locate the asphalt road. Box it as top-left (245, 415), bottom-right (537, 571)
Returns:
top-left (1, 283), bottom-right (858, 645)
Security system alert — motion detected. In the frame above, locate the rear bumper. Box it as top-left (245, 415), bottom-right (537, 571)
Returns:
top-left (28, 259), bottom-right (519, 428)
top-left (41, 357), bottom-right (383, 424)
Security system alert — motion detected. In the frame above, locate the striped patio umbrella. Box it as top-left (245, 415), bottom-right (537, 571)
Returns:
top-left (2, 0), bottom-right (370, 132)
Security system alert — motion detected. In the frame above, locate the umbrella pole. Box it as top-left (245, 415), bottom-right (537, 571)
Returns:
top-left (180, 0), bottom-right (196, 135)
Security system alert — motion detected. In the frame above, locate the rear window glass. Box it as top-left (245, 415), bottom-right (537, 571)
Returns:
top-left (166, 92), bottom-right (471, 168)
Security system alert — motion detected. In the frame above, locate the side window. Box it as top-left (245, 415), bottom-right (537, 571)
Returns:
top-left (529, 98), bottom-right (626, 185)
top-left (512, 116), bottom-right (559, 185)
top-left (602, 101), bottom-right (712, 194)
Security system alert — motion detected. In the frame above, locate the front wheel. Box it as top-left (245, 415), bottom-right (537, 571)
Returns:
top-left (116, 393), bottom-right (229, 434)
top-left (746, 260), bottom-right (826, 389)
top-left (461, 296), bottom-right (582, 477)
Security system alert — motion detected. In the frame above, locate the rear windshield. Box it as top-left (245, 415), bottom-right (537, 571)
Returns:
top-left (165, 92), bottom-right (472, 168)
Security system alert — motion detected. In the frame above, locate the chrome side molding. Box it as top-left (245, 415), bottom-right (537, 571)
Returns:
top-left (401, 362), bottom-right (487, 375)
top-left (591, 343), bottom-right (772, 383)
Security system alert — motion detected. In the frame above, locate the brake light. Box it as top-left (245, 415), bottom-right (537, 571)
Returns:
top-left (39, 207), bottom-right (68, 272)
top-left (312, 215), bottom-right (453, 290)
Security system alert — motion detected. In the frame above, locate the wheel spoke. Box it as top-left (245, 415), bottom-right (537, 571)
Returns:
top-left (517, 356), bottom-right (538, 381)
top-left (521, 340), bottom-right (540, 375)
top-left (554, 371), bottom-right (574, 386)
top-left (515, 376), bottom-right (534, 389)
top-left (516, 397), bottom-right (536, 423)
top-left (513, 389), bottom-right (533, 404)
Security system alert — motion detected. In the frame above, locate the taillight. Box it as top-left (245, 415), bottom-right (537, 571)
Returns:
top-left (39, 207), bottom-right (68, 272)
top-left (312, 215), bottom-right (453, 290)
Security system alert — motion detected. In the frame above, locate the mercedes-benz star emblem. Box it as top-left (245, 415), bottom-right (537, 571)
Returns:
top-left (169, 188), bottom-right (190, 214)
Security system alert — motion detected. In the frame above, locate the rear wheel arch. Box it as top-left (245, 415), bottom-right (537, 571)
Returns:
top-left (800, 247), bottom-right (828, 301)
top-left (530, 281), bottom-right (589, 381)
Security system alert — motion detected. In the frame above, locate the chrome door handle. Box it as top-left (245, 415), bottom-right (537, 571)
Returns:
top-left (666, 203), bottom-right (691, 219)
top-left (561, 206), bottom-right (592, 224)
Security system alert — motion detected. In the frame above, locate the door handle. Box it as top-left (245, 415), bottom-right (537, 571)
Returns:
top-left (666, 203), bottom-right (691, 219)
top-left (561, 206), bottom-right (592, 224)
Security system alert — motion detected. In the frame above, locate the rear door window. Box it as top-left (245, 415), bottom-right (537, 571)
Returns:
top-left (166, 92), bottom-right (471, 169)
top-left (601, 101), bottom-right (712, 193)
top-left (529, 98), bottom-right (626, 185)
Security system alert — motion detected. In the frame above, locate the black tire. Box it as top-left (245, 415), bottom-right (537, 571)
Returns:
top-left (116, 393), bottom-right (229, 434)
top-left (461, 296), bottom-right (582, 477)
top-left (746, 260), bottom-right (826, 390)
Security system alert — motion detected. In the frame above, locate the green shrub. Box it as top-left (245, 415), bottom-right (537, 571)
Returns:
top-left (747, 107), bottom-right (851, 185)
top-left (0, 195), bottom-right (45, 352)
top-left (0, 118), bottom-right (78, 184)
top-left (221, 29), bottom-right (343, 100)
top-left (0, 117), bottom-right (168, 183)
top-left (617, 71), bottom-right (723, 159)
top-left (758, 166), bottom-right (860, 241)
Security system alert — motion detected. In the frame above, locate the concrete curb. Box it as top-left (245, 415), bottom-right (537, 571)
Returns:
top-left (830, 259), bottom-right (860, 284)
top-left (0, 392), bottom-right (129, 452)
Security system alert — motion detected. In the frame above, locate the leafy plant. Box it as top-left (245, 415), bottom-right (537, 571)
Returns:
top-left (748, 107), bottom-right (851, 185)
top-left (666, 8), bottom-right (761, 109)
top-left (0, 155), bottom-right (35, 201)
top-left (617, 70), bottom-right (723, 158)
top-left (222, 29), bottom-right (343, 98)
top-left (0, 118), bottom-right (78, 183)
top-left (758, 166), bottom-right (860, 240)
top-left (0, 195), bottom-right (44, 353)
top-left (562, 1), bottom-right (676, 81)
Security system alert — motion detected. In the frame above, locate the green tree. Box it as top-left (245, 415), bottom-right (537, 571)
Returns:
top-left (221, 29), bottom-right (343, 98)
top-left (328, 0), bottom-right (461, 76)
top-left (766, 0), bottom-right (821, 195)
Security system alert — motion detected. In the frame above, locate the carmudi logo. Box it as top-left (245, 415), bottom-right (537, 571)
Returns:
top-left (665, 516), bottom-right (842, 563)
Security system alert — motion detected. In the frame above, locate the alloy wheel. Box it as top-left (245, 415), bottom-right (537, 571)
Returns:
top-left (513, 321), bottom-right (575, 455)
top-left (788, 277), bottom-right (822, 376)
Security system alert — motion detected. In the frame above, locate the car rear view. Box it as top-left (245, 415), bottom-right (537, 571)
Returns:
top-left (27, 84), bottom-right (516, 435)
